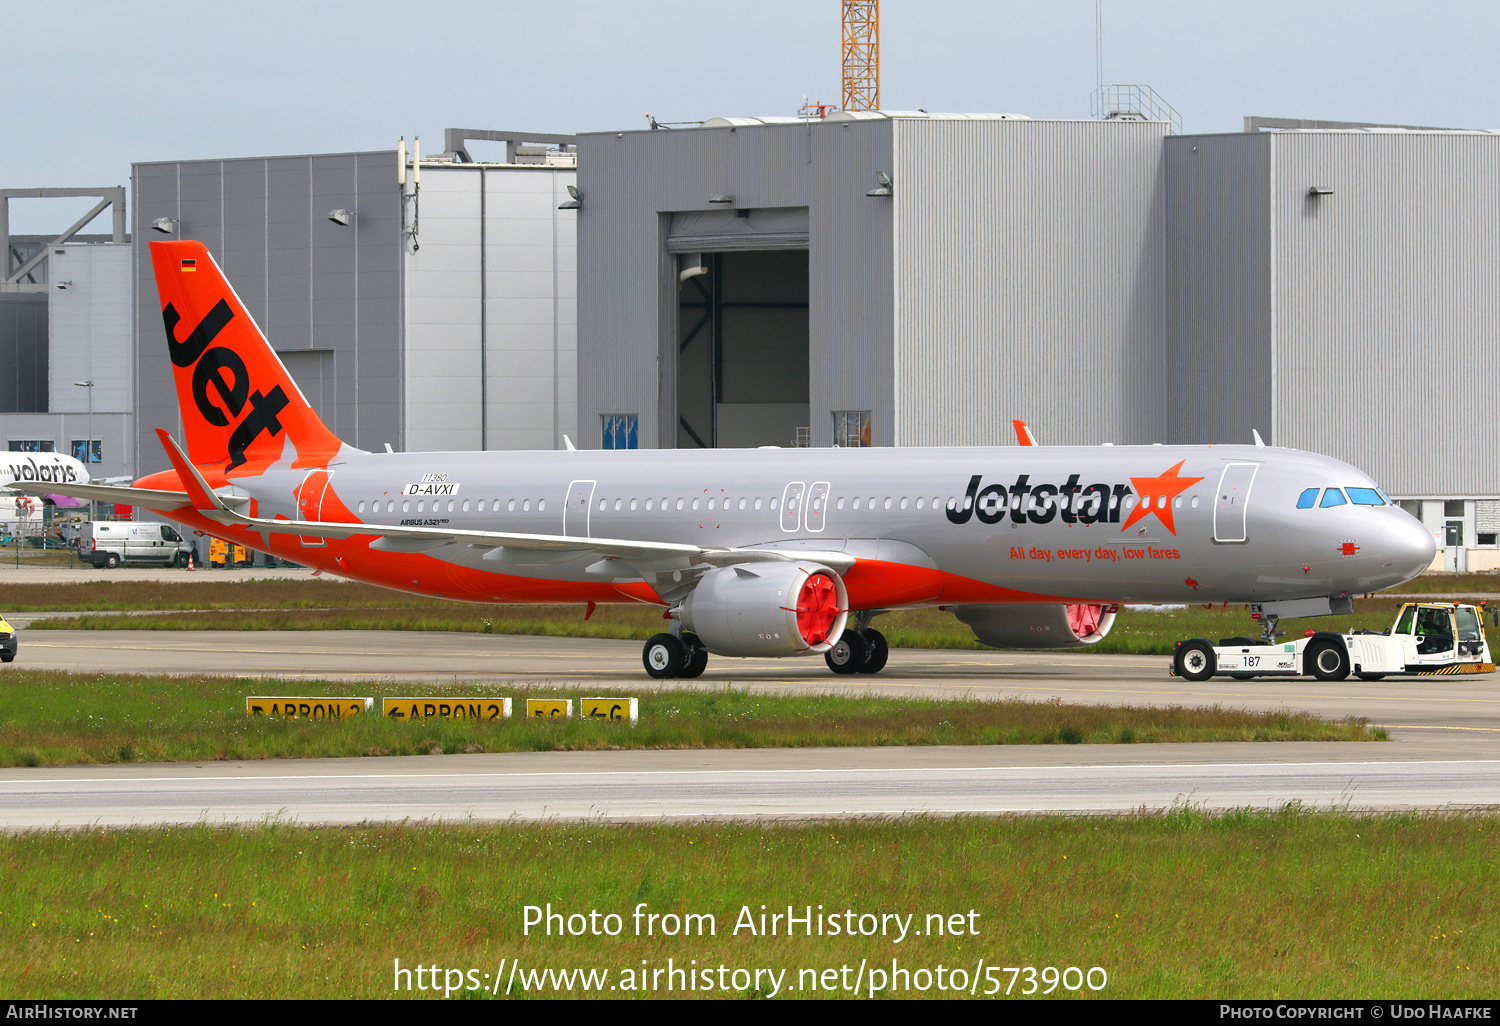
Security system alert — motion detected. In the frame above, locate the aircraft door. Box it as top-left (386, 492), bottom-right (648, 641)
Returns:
top-left (296, 469), bottom-right (332, 547)
top-left (564, 480), bottom-right (596, 537)
top-left (1213, 463), bottom-right (1259, 543)
top-left (805, 481), bottom-right (830, 532)
top-left (781, 481), bottom-right (806, 533)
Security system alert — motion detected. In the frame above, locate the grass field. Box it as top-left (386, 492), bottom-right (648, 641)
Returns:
top-left (1, 809), bottom-right (1494, 999)
top-left (0, 670), bottom-right (1382, 767)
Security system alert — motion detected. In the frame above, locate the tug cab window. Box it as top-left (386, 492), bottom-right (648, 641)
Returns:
top-left (1415, 607), bottom-right (1456, 655)
top-left (1394, 605), bottom-right (1416, 635)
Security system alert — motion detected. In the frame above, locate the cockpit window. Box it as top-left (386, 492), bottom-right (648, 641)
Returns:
top-left (1319, 488), bottom-right (1348, 508)
top-left (1296, 488), bottom-right (1318, 509)
top-left (1346, 487), bottom-right (1384, 506)
top-left (1394, 605), bottom-right (1416, 635)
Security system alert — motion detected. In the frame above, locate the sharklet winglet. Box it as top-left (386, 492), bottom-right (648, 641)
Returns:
top-left (156, 429), bottom-right (231, 516)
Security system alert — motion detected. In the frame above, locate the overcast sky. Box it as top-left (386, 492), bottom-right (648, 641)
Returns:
top-left (6, 1), bottom-right (1496, 232)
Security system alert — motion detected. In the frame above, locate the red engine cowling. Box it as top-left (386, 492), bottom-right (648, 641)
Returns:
top-left (950, 603), bottom-right (1118, 648)
top-left (676, 561), bottom-right (849, 658)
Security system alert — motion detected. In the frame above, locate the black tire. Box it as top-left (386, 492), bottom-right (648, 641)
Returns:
top-left (642, 633), bottom-right (685, 679)
top-left (1174, 640), bottom-right (1216, 682)
top-left (679, 632), bottom-right (709, 679)
top-left (105, 553), bottom-right (120, 569)
top-left (858, 628), bottom-right (889, 674)
top-left (0, 653), bottom-right (13, 663)
top-left (1355, 673), bottom-right (1386, 681)
top-left (1307, 640), bottom-right (1350, 682)
top-left (825, 630), bottom-right (869, 675)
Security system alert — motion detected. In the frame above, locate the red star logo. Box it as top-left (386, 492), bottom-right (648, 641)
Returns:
top-left (1121, 461), bottom-right (1205, 536)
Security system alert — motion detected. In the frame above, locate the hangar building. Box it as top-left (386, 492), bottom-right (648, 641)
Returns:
top-left (10, 113), bottom-right (1490, 570)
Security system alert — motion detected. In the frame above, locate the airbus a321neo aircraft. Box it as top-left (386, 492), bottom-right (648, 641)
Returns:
top-left (12, 241), bottom-right (1437, 678)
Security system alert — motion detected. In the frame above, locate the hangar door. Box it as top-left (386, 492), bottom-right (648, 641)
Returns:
top-left (669, 208), bottom-right (808, 449)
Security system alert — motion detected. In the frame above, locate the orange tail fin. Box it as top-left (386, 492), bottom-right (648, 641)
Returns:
top-left (149, 240), bottom-right (350, 474)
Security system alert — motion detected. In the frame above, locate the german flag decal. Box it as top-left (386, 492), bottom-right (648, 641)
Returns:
top-left (180, 258), bottom-right (197, 271)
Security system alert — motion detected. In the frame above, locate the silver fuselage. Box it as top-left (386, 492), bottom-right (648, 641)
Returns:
top-left (217, 442), bottom-right (1435, 607)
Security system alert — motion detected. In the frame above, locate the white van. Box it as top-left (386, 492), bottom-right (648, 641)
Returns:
top-left (78, 521), bottom-right (193, 568)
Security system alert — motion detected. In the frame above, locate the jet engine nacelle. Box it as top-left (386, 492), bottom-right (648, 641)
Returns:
top-left (950, 603), bottom-right (1118, 649)
top-left (676, 561), bottom-right (849, 658)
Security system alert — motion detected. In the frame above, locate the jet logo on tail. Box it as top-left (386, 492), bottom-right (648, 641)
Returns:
top-left (162, 299), bottom-right (291, 469)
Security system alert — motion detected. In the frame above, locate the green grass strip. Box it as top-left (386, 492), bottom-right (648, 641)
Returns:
top-left (0, 671), bottom-right (1383, 767)
top-left (0, 810), bottom-right (1494, 999)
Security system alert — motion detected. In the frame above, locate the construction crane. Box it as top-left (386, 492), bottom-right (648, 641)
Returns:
top-left (841, 1), bottom-right (879, 112)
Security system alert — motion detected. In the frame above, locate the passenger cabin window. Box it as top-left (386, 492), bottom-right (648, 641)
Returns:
top-left (1297, 488), bottom-right (1318, 509)
top-left (1319, 489), bottom-right (1347, 508)
top-left (1346, 487), bottom-right (1384, 506)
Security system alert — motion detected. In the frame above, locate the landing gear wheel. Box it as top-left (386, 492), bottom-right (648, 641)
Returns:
top-left (1307, 640), bottom-right (1350, 682)
top-left (1174, 640), bottom-right (1216, 682)
top-left (679, 632), bottom-right (709, 679)
top-left (857, 628), bottom-right (889, 674)
top-left (642, 633), bottom-right (686, 679)
top-left (825, 630), bottom-right (869, 675)
top-left (105, 553), bottom-right (120, 569)
top-left (1355, 673), bottom-right (1386, 681)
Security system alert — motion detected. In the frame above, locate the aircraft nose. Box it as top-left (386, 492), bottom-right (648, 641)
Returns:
top-left (1386, 511), bottom-right (1437, 583)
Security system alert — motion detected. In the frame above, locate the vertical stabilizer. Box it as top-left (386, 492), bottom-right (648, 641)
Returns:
top-left (149, 240), bottom-right (350, 473)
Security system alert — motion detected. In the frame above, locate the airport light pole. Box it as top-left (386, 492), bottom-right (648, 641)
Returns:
top-left (73, 380), bottom-right (94, 520)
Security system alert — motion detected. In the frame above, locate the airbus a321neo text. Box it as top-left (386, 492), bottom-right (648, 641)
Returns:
top-left (8, 241), bottom-right (1436, 679)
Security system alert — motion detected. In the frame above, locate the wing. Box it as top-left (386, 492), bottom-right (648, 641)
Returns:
top-left (3, 481), bottom-right (208, 510)
top-left (151, 431), bottom-right (851, 594)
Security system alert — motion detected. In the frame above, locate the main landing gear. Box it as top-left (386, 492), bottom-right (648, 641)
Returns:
top-left (824, 627), bottom-right (889, 675)
top-left (642, 631), bottom-right (709, 680)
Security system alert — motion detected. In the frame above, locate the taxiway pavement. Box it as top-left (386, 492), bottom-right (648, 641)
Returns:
top-left (2, 629), bottom-right (1497, 825)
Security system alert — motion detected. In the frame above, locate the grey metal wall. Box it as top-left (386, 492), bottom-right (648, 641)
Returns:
top-left (132, 152), bottom-right (402, 475)
top-left (1268, 131), bottom-right (1500, 497)
top-left (893, 119), bottom-right (1169, 447)
top-left (1166, 129), bottom-right (1500, 497)
top-left (1164, 132), bottom-right (1272, 446)
top-left (576, 120), bottom-right (896, 448)
top-left (401, 165), bottom-right (577, 453)
top-left (0, 295), bottom-right (47, 413)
